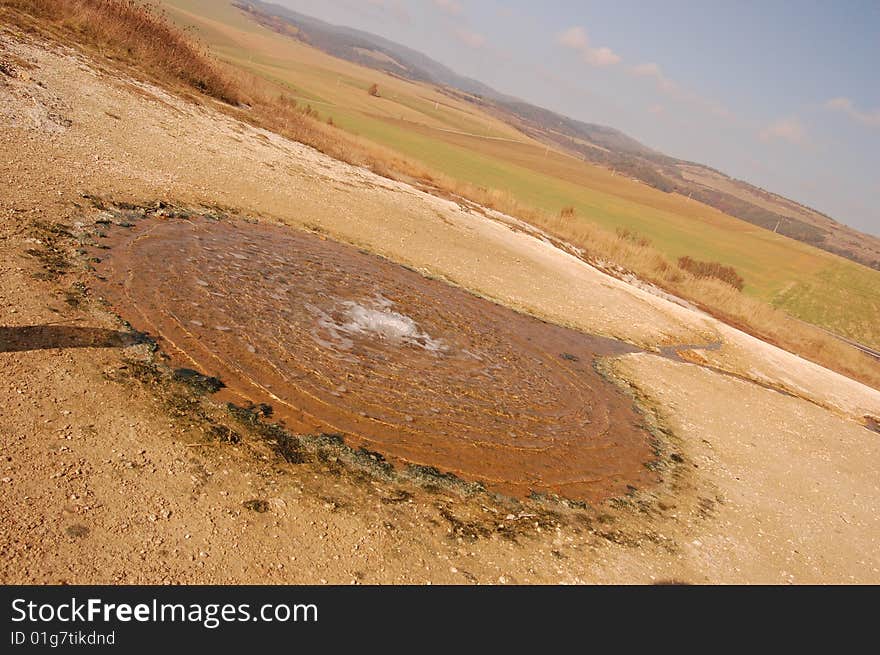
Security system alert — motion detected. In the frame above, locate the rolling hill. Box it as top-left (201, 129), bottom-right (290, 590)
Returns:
top-left (233, 0), bottom-right (880, 271)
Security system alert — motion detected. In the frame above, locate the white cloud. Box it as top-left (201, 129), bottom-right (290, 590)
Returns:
top-left (825, 97), bottom-right (880, 127)
top-left (629, 62), bottom-right (734, 124)
top-left (585, 46), bottom-right (621, 67)
top-left (556, 25), bottom-right (620, 68)
top-left (560, 36), bottom-right (732, 124)
top-left (647, 104), bottom-right (664, 115)
top-left (630, 62), bottom-right (676, 93)
top-left (558, 26), bottom-right (588, 50)
top-left (455, 27), bottom-right (486, 49)
top-left (433, 0), bottom-right (463, 16)
top-left (631, 62), bottom-right (660, 76)
top-left (759, 117), bottom-right (805, 144)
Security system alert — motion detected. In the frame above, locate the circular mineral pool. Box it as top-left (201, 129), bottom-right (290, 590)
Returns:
top-left (93, 215), bottom-right (657, 502)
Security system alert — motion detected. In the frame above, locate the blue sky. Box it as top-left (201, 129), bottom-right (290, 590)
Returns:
top-left (276, 0), bottom-right (880, 236)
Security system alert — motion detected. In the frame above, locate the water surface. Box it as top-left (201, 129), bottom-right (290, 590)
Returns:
top-left (94, 216), bottom-right (657, 502)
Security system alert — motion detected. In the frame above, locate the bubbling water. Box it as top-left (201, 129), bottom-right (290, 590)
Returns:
top-left (92, 216), bottom-right (658, 502)
top-left (308, 294), bottom-right (447, 354)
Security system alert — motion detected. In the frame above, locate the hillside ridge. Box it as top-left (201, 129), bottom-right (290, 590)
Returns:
top-left (233, 0), bottom-right (880, 270)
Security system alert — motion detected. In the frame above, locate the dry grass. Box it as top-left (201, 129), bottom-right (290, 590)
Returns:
top-left (1, 0), bottom-right (242, 103)
top-left (439, 184), bottom-right (880, 389)
top-left (678, 256), bottom-right (744, 291)
top-left (616, 227), bottom-right (653, 248)
top-left (5, 0), bottom-right (879, 390)
top-left (1, 0), bottom-right (437, 180)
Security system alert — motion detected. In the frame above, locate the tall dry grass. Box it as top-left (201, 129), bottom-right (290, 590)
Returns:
top-left (5, 0), bottom-right (879, 390)
top-left (677, 256), bottom-right (744, 291)
top-left (1, 0), bottom-right (242, 103)
top-left (0, 1), bottom-right (439, 178)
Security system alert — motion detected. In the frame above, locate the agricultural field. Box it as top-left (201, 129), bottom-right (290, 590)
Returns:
top-left (163, 0), bottom-right (880, 349)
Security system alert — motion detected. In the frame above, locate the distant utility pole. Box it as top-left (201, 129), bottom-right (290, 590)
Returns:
top-left (773, 220), bottom-right (780, 233)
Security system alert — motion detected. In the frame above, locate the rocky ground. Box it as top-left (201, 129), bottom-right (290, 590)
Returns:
top-left (2, 25), bottom-right (880, 584)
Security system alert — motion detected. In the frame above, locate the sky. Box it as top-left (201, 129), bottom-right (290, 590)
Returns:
top-left (275, 0), bottom-right (880, 236)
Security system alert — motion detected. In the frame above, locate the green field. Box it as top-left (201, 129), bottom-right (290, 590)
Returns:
top-left (163, 0), bottom-right (880, 350)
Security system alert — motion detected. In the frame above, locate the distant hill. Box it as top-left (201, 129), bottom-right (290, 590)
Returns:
top-left (233, 0), bottom-right (880, 270)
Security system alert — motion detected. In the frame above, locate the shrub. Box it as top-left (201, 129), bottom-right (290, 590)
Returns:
top-left (615, 227), bottom-right (652, 247)
top-left (678, 256), bottom-right (745, 291)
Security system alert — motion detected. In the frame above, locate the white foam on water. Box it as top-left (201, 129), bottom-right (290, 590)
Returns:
top-left (306, 302), bottom-right (354, 352)
top-left (307, 294), bottom-right (447, 354)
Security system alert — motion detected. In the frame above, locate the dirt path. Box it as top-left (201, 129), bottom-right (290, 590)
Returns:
top-left (2, 26), bottom-right (879, 583)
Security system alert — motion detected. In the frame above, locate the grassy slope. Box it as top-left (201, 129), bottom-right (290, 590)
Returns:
top-left (162, 0), bottom-right (880, 350)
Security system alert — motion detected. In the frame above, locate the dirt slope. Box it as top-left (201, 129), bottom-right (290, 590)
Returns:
top-left (2, 26), bottom-right (879, 583)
